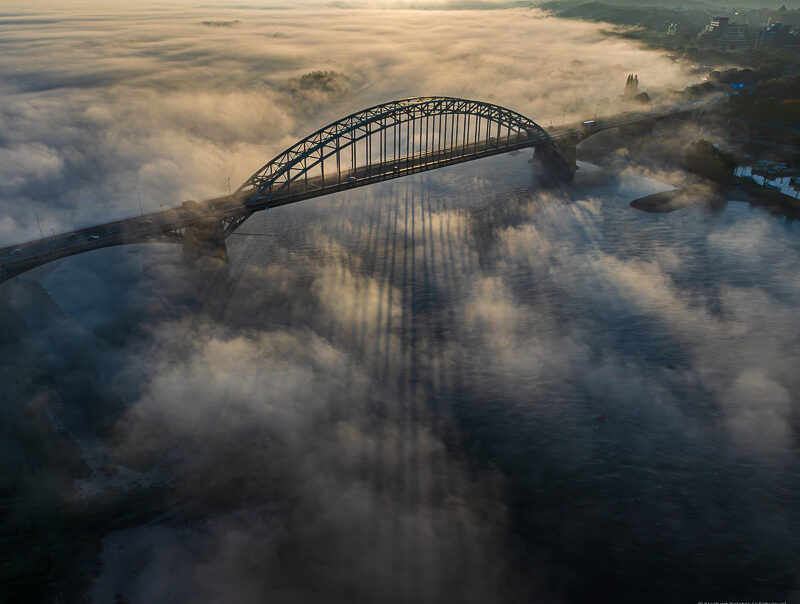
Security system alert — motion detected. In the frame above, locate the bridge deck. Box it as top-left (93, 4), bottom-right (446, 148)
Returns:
top-left (0, 97), bottom-right (724, 282)
top-left (0, 134), bottom-right (546, 280)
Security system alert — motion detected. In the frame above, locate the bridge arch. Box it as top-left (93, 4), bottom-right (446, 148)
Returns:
top-left (237, 97), bottom-right (555, 212)
top-left (2, 97), bottom-right (563, 283)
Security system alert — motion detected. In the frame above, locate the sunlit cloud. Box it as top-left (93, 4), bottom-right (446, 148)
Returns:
top-left (0, 2), bottom-right (694, 242)
top-left (2, 3), bottom-right (799, 604)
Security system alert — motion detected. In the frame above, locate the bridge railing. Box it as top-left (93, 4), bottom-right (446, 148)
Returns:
top-left (2, 96), bottom-right (728, 279)
top-left (240, 97), bottom-right (552, 209)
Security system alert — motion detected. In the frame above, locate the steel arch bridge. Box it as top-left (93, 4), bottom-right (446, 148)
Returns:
top-left (0, 96), bottom-right (567, 283)
top-left (222, 96), bottom-right (557, 234)
top-left (2, 92), bottom-right (721, 284)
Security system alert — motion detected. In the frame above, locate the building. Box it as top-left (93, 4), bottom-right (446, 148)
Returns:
top-left (623, 74), bottom-right (639, 100)
top-left (698, 16), bottom-right (748, 51)
top-left (753, 22), bottom-right (793, 48)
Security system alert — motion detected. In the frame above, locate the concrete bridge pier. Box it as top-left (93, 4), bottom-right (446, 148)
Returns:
top-left (531, 141), bottom-right (577, 183)
top-left (182, 219), bottom-right (229, 264)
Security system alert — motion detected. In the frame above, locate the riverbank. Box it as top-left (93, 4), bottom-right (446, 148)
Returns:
top-left (631, 178), bottom-right (800, 217)
top-left (728, 177), bottom-right (800, 218)
top-left (631, 183), bottom-right (724, 213)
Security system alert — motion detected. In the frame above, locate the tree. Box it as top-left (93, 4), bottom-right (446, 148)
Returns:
top-left (685, 140), bottom-right (736, 184)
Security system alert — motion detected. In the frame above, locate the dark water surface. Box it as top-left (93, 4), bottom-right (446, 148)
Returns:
top-left (21, 154), bottom-right (800, 602)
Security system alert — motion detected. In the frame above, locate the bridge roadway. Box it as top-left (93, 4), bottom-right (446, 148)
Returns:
top-left (0, 133), bottom-right (546, 281)
top-left (548, 98), bottom-right (718, 139)
top-left (0, 97), bottom-right (722, 283)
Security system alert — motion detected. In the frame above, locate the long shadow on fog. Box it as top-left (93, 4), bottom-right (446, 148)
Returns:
top-left (3, 153), bottom-right (798, 604)
top-left (208, 154), bottom-right (800, 603)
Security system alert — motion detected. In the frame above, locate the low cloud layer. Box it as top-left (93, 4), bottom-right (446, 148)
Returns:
top-left (1, 3), bottom-right (798, 604)
top-left (0, 1), bottom-right (693, 243)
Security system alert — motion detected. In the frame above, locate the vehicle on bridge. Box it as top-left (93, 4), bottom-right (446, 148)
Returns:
top-left (0, 95), bottom-right (724, 285)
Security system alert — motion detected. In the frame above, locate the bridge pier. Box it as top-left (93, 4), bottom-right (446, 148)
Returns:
top-left (182, 220), bottom-right (229, 264)
top-left (531, 141), bottom-right (576, 183)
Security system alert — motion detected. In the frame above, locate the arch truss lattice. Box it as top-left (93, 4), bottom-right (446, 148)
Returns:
top-left (225, 97), bottom-right (553, 233)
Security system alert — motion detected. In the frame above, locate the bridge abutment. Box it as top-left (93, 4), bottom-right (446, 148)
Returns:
top-left (182, 220), bottom-right (229, 264)
top-left (531, 141), bottom-right (576, 183)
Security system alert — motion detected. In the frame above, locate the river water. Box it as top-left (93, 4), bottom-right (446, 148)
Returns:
top-left (735, 164), bottom-right (800, 199)
top-left (2, 2), bottom-right (796, 600)
top-left (45, 153), bottom-right (800, 602)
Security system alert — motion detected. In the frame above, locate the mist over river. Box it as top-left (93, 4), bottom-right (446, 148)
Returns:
top-left (1, 3), bottom-right (799, 602)
top-left (12, 154), bottom-right (797, 603)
